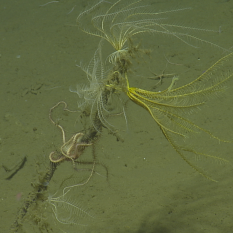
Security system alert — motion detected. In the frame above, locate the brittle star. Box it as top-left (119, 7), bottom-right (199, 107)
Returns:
top-left (48, 101), bottom-right (91, 166)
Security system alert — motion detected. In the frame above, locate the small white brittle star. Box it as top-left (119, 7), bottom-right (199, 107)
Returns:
top-left (48, 101), bottom-right (91, 165)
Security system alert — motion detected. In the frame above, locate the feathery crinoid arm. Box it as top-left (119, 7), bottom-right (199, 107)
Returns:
top-left (132, 52), bottom-right (233, 111)
top-left (164, 52), bottom-right (233, 103)
top-left (126, 52), bottom-right (233, 141)
top-left (125, 52), bottom-right (233, 180)
top-left (78, 0), bottom-right (221, 58)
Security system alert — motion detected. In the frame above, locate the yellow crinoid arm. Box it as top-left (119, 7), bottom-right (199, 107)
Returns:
top-left (125, 52), bottom-right (233, 142)
top-left (124, 52), bottom-right (233, 180)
